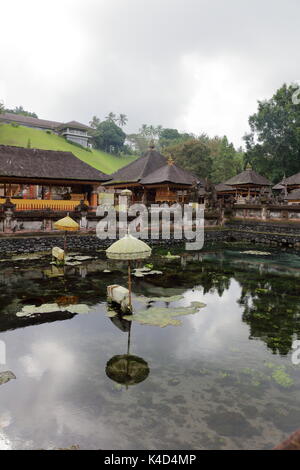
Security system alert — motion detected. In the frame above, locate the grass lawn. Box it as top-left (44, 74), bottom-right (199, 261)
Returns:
top-left (0, 124), bottom-right (137, 174)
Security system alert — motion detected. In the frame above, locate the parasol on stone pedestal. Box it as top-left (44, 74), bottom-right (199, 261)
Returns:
top-left (54, 215), bottom-right (79, 258)
top-left (106, 234), bottom-right (151, 310)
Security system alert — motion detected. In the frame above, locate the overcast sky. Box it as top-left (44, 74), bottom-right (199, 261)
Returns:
top-left (1, 0), bottom-right (300, 147)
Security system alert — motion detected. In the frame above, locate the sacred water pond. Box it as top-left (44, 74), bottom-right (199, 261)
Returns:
top-left (0, 244), bottom-right (300, 450)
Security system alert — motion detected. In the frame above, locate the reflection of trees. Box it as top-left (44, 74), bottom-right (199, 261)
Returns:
top-left (198, 271), bottom-right (231, 296)
top-left (236, 271), bottom-right (300, 355)
top-left (142, 259), bottom-right (232, 297)
top-left (2, 253), bottom-right (300, 357)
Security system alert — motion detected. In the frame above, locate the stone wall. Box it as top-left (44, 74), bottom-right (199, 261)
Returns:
top-left (0, 233), bottom-right (186, 255)
top-left (233, 204), bottom-right (300, 221)
top-left (224, 220), bottom-right (300, 249)
top-left (0, 222), bottom-right (299, 254)
top-left (1, 199), bottom-right (300, 253)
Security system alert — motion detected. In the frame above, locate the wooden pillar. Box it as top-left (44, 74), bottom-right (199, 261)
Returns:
top-left (142, 187), bottom-right (147, 205)
top-left (90, 186), bottom-right (98, 207)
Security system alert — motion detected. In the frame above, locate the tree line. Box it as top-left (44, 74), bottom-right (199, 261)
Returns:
top-left (2, 82), bottom-right (300, 183)
top-left (127, 126), bottom-right (244, 183)
top-left (244, 83), bottom-right (300, 182)
top-left (0, 103), bottom-right (38, 118)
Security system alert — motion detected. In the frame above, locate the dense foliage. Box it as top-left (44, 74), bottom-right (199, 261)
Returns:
top-left (4, 105), bottom-right (38, 118)
top-left (91, 119), bottom-right (126, 154)
top-left (163, 135), bottom-right (243, 182)
top-left (244, 83), bottom-right (300, 182)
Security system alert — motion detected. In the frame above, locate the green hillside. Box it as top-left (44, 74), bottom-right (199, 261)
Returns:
top-left (0, 123), bottom-right (137, 174)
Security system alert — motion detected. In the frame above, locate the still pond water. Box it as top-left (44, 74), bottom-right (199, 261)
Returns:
top-left (0, 245), bottom-right (300, 450)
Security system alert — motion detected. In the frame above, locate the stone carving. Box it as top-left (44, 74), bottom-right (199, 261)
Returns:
top-left (1, 198), bottom-right (16, 233)
top-left (204, 180), bottom-right (218, 209)
top-left (75, 200), bottom-right (89, 230)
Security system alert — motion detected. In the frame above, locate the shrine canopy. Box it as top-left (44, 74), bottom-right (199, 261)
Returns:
top-left (103, 143), bottom-right (201, 204)
top-left (223, 164), bottom-right (272, 196)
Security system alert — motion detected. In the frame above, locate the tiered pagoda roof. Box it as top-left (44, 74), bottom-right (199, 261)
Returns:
top-left (105, 145), bottom-right (200, 187)
top-left (105, 145), bottom-right (166, 185)
top-left (140, 156), bottom-right (198, 186)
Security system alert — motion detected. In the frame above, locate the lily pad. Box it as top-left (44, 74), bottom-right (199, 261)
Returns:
top-left (65, 261), bottom-right (82, 266)
top-left (16, 303), bottom-right (90, 317)
top-left (124, 302), bottom-right (206, 327)
top-left (133, 269), bottom-right (163, 278)
top-left (133, 267), bottom-right (152, 273)
top-left (0, 371), bottom-right (16, 386)
top-left (133, 272), bottom-right (145, 278)
top-left (137, 295), bottom-right (184, 303)
top-left (13, 254), bottom-right (44, 261)
top-left (240, 250), bottom-right (271, 256)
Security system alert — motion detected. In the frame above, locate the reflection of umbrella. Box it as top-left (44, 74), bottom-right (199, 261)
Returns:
top-left (106, 322), bottom-right (149, 387)
top-left (106, 354), bottom-right (149, 387)
top-left (106, 234), bottom-right (151, 309)
top-left (110, 312), bottom-right (131, 332)
top-left (54, 215), bottom-right (79, 255)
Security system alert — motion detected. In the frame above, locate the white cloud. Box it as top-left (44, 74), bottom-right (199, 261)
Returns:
top-left (19, 341), bottom-right (75, 380)
top-left (1, 0), bottom-right (299, 146)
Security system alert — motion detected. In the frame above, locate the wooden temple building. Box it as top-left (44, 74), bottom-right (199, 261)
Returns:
top-left (215, 182), bottom-right (236, 201)
top-left (220, 164), bottom-right (272, 200)
top-left (273, 172), bottom-right (300, 204)
top-left (103, 144), bottom-right (201, 204)
top-left (273, 172), bottom-right (300, 192)
top-left (0, 145), bottom-right (110, 211)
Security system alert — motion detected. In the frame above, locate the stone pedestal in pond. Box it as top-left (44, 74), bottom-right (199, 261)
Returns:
top-left (107, 285), bottom-right (130, 313)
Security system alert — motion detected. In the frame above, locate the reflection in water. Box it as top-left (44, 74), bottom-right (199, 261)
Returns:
top-left (106, 314), bottom-right (150, 388)
top-left (237, 270), bottom-right (300, 355)
top-left (0, 248), bottom-right (300, 449)
top-left (0, 251), bottom-right (300, 355)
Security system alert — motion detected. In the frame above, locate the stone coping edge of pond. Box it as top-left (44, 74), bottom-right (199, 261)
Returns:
top-left (0, 225), bottom-right (299, 254)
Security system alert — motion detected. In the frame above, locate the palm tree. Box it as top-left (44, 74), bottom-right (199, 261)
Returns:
top-left (148, 125), bottom-right (156, 139)
top-left (105, 112), bottom-right (117, 122)
top-left (89, 115), bottom-right (101, 129)
top-left (156, 125), bottom-right (163, 138)
top-left (117, 114), bottom-right (128, 127)
top-left (139, 124), bottom-right (149, 137)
